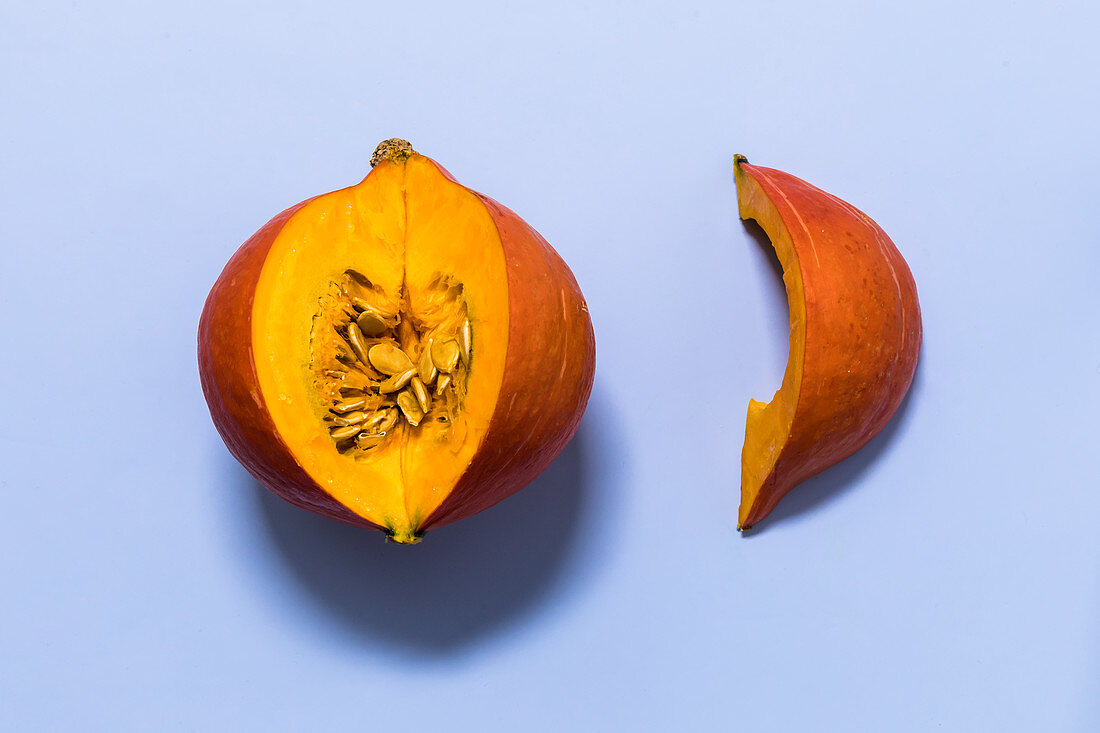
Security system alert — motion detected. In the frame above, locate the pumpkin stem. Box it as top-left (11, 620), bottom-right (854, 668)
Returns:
top-left (371, 138), bottom-right (416, 167)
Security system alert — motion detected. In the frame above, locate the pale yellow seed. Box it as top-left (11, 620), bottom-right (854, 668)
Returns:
top-left (333, 397), bottom-right (366, 413)
top-left (324, 369), bottom-right (346, 379)
top-left (356, 432), bottom-right (385, 450)
top-left (368, 343), bottom-right (414, 375)
top-left (341, 374), bottom-right (371, 391)
top-left (410, 376), bottom-right (431, 413)
top-left (333, 411), bottom-right (367, 426)
top-left (351, 296), bottom-right (374, 312)
top-left (378, 408), bottom-right (399, 433)
top-left (356, 310), bottom-right (388, 338)
top-left (417, 338), bottom-right (438, 384)
top-left (435, 373), bottom-right (452, 395)
top-left (361, 410), bottom-right (387, 431)
top-left (346, 323), bottom-right (370, 364)
top-left (331, 425), bottom-right (361, 440)
top-left (396, 391), bottom-right (424, 427)
top-left (431, 339), bottom-right (460, 373)
top-left (459, 319), bottom-right (471, 365)
top-left (379, 368), bottom-right (416, 394)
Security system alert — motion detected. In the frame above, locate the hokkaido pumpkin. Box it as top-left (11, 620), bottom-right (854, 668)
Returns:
top-left (199, 139), bottom-right (595, 543)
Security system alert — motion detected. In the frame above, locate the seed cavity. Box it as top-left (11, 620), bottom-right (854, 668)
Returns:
top-left (310, 270), bottom-right (473, 456)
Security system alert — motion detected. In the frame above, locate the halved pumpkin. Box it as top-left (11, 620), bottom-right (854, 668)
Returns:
top-left (199, 140), bottom-right (595, 543)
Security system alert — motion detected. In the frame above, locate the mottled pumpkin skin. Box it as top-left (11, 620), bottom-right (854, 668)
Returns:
top-left (199, 155), bottom-right (595, 537)
top-left (737, 160), bottom-right (921, 529)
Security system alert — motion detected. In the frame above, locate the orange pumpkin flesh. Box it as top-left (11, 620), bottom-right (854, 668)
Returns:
top-left (735, 156), bottom-right (921, 530)
top-left (199, 140), bottom-right (595, 543)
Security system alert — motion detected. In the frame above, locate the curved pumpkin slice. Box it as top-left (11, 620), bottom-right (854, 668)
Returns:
top-left (735, 155), bottom-right (921, 530)
top-left (199, 140), bottom-right (595, 543)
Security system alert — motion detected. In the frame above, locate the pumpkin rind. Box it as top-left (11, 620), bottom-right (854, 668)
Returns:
top-left (736, 157), bottom-right (921, 529)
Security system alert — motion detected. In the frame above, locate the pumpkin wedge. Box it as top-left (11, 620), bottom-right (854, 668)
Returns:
top-left (199, 139), bottom-right (595, 543)
top-left (735, 155), bottom-right (921, 530)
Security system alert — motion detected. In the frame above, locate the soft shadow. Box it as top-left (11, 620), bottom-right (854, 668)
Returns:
top-left (742, 360), bottom-right (925, 535)
top-left (252, 420), bottom-right (592, 652)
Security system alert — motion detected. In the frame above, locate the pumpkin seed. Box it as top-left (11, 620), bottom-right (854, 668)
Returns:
top-left (397, 391), bottom-right (424, 426)
top-left (431, 339), bottom-right (460, 373)
top-left (379, 368), bottom-right (416, 393)
top-left (378, 407), bottom-right (399, 433)
top-left (356, 310), bottom-right (388, 338)
top-left (340, 374), bottom-right (371, 391)
top-left (356, 432), bottom-right (385, 449)
top-left (333, 397), bottom-right (366, 413)
top-left (324, 369), bottom-right (347, 379)
top-left (360, 410), bottom-right (386, 431)
top-left (417, 338), bottom-right (438, 384)
top-left (346, 323), bottom-right (370, 364)
top-left (351, 296), bottom-right (375, 312)
top-left (459, 319), bottom-right (471, 364)
top-left (435, 373), bottom-right (452, 395)
top-left (368, 343), bottom-right (414, 375)
top-left (410, 376), bottom-right (431, 413)
top-left (331, 425), bottom-right (361, 440)
top-left (333, 411), bottom-right (367, 426)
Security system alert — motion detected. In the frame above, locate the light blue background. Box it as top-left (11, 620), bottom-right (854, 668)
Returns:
top-left (3, 1), bottom-right (1098, 730)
